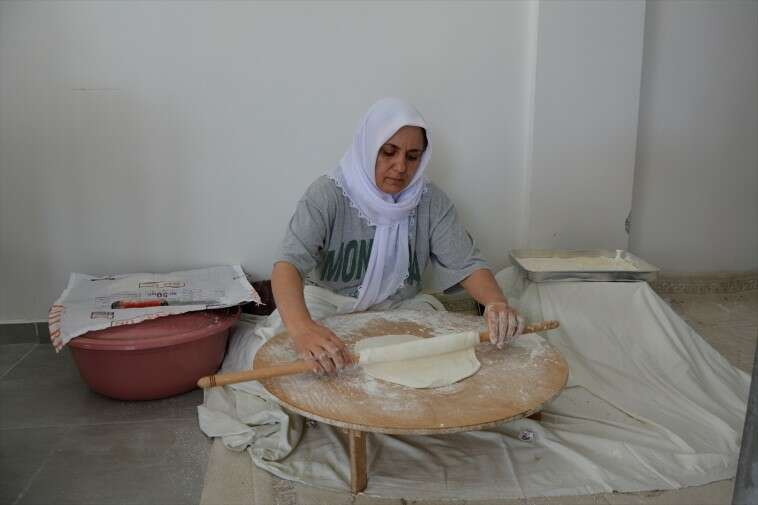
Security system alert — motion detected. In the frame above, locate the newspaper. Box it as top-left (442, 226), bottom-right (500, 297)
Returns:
top-left (48, 265), bottom-right (260, 351)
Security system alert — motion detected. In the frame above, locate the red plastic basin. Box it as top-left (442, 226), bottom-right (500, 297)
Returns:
top-left (68, 307), bottom-right (240, 400)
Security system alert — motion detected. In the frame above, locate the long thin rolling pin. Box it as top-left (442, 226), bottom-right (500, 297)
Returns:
top-left (197, 320), bottom-right (559, 389)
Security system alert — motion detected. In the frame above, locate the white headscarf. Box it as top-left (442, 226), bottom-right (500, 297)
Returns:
top-left (329, 97), bottom-right (432, 312)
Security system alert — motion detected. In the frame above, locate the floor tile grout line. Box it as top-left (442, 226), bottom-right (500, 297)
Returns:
top-left (0, 343), bottom-right (38, 380)
top-left (11, 462), bottom-right (45, 505)
top-left (10, 424), bottom-right (74, 505)
top-left (0, 415), bottom-right (204, 431)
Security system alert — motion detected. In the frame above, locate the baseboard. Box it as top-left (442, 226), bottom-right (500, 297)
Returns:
top-left (0, 322), bottom-right (48, 345)
top-left (650, 271), bottom-right (758, 295)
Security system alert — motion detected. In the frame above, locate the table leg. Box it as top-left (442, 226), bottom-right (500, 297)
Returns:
top-left (348, 429), bottom-right (367, 494)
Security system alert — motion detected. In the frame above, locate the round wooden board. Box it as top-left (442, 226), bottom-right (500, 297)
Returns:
top-left (255, 310), bottom-right (568, 435)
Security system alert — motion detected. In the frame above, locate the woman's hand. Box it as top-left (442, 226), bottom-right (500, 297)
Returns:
top-left (460, 269), bottom-right (525, 349)
top-left (484, 301), bottom-right (525, 349)
top-left (290, 320), bottom-right (353, 376)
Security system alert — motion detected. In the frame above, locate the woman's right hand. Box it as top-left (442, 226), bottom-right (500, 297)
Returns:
top-left (290, 320), bottom-right (353, 376)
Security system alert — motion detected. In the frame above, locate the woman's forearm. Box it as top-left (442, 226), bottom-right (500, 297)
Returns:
top-left (460, 268), bottom-right (509, 306)
top-left (271, 261), bottom-right (313, 332)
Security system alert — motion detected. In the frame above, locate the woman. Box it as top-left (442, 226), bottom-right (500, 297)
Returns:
top-left (272, 98), bottom-right (524, 375)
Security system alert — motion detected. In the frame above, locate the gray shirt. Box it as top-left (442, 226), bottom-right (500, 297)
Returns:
top-left (277, 175), bottom-right (489, 302)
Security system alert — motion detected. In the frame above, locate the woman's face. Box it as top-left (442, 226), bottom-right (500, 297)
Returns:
top-left (374, 126), bottom-right (426, 195)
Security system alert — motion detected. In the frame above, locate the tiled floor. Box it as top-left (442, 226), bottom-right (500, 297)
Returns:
top-left (661, 291), bottom-right (758, 374)
top-left (1, 289), bottom-right (756, 505)
top-left (0, 344), bottom-right (210, 505)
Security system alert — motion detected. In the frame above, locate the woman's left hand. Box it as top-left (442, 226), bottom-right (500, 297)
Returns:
top-left (484, 301), bottom-right (525, 349)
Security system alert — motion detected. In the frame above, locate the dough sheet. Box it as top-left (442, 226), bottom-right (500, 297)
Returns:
top-left (354, 333), bottom-right (481, 388)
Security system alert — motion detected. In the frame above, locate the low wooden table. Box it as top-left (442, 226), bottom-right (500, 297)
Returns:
top-left (254, 310), bottom-right (568, 494)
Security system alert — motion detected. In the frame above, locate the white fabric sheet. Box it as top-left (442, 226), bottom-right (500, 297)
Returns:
top-left (198, 270), bottom-right (749, 499)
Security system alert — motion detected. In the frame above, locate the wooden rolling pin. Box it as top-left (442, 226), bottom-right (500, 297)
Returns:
top-left (197, 320), bottom-right (559, 389)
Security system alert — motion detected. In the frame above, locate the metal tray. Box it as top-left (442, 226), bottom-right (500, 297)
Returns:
top-left (509, 249), bottom-right (659, 283)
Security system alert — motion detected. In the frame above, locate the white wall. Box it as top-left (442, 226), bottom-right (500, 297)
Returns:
top-left (0, 1), bottom-right (533, 321)
top-left (629, 0), bottom-right (758, 271)
top-left (525, 0), bottom-right (645, 250)
top-left (3, 1), bottom-right (756, 323)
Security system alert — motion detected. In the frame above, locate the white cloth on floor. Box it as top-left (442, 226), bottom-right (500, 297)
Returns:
top-left (198, 285), bottom-right (445, 461)
top-left (197, 271), bottom-right (749, 500)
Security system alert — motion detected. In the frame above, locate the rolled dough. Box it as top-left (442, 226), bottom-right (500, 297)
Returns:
top-left (354, 333), bottom-right (481, 389)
